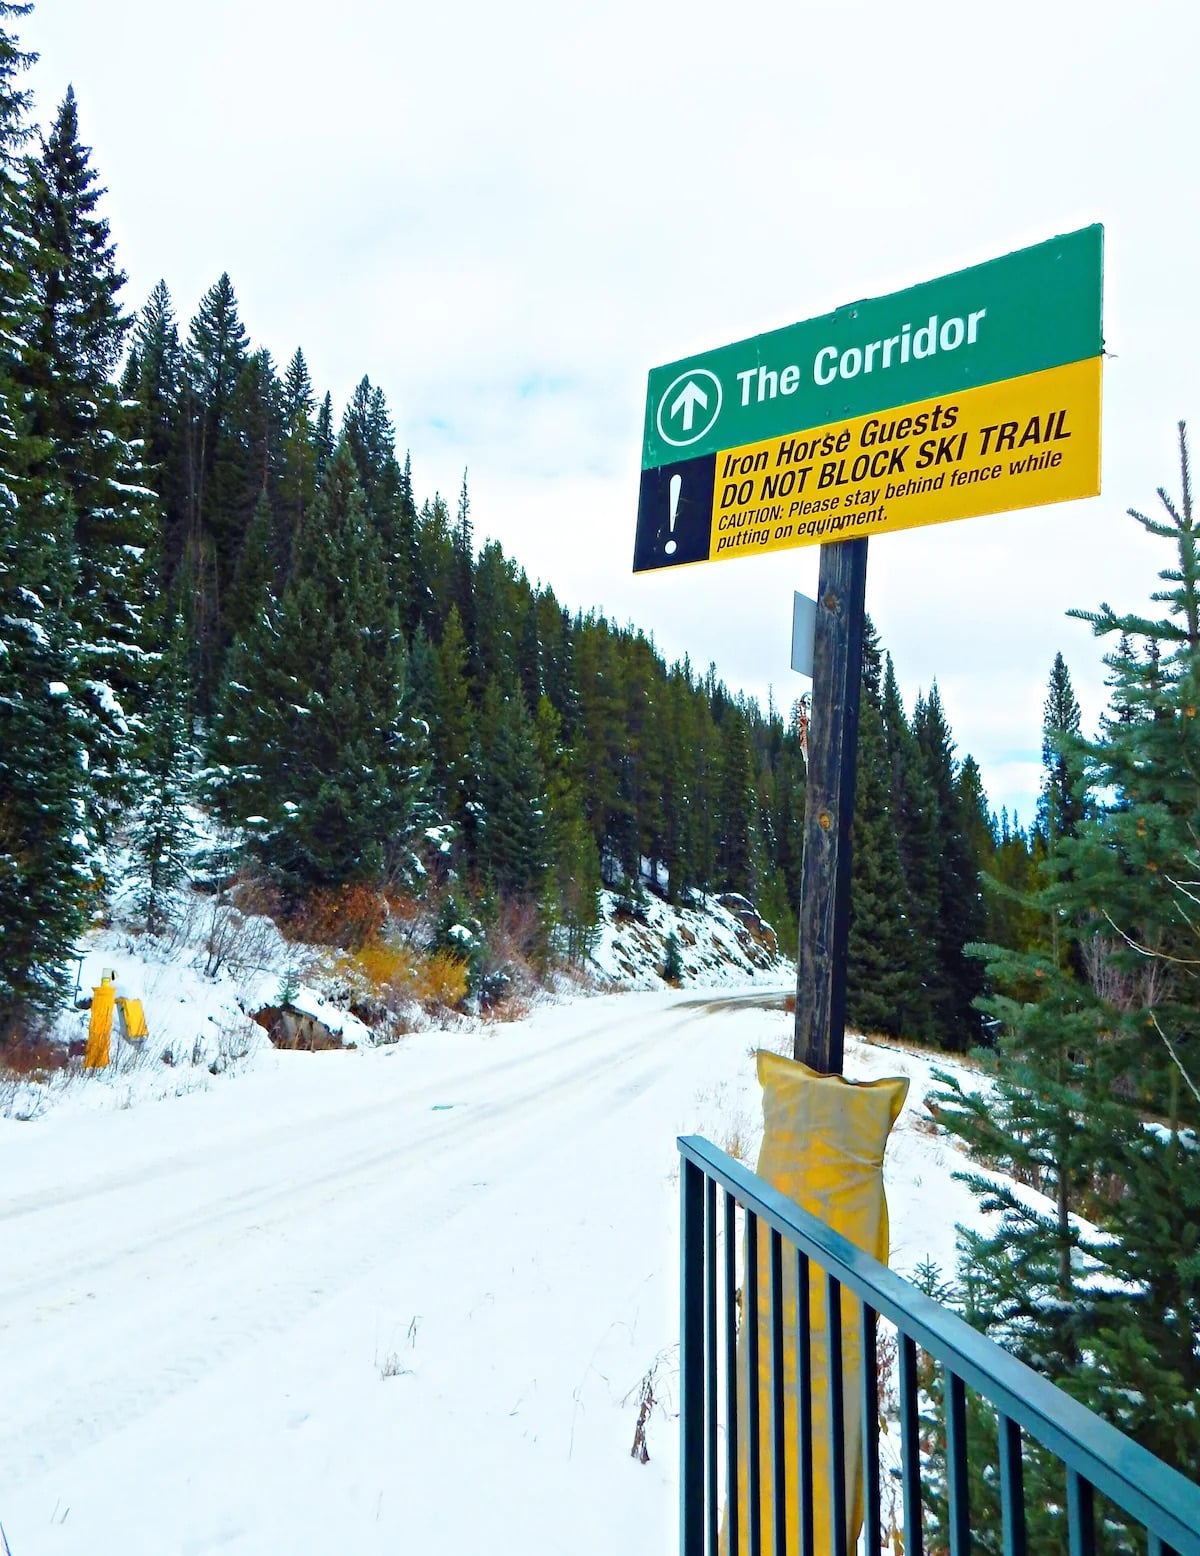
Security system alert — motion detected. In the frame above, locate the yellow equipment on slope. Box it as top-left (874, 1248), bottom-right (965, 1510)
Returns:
top-left (723, 1050), bottom-right (909, 1556)
top-left (116, 998), bottom-right (149, 1041)
top-left (85, 977), bottom-right (116, 1069)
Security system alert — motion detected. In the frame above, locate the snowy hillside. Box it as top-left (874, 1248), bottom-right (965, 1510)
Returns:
top-left (1, 874), bottom-right (791, 1127)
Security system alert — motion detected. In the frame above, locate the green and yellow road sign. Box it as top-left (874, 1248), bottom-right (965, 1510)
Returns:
top-left (633, 225), bottom-right (1103, 572)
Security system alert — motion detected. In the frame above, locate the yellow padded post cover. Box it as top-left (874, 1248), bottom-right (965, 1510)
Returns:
top-left (722, 1050), bottom-right (909, 1556)
top-left (85, 980), bottom-right (115, 1069)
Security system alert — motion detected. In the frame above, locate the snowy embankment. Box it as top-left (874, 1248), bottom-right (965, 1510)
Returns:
top-left (0, 959), bottom-right (995, 1556)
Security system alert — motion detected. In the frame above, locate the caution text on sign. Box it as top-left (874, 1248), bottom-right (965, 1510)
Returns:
top-left (631, 357), bottom-right (1100, 571)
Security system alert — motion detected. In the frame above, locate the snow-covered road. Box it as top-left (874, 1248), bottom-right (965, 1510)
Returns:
top-left (0, 987), bottom-right (974, 1555)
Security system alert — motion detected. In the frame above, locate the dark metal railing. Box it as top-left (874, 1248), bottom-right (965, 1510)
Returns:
top-left (679, 1134), bottom-right (1200, 1556)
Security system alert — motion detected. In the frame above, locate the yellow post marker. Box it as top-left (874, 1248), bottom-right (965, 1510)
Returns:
top-left (722, 1053), bottom-right (909, 1556)
top-left (85, 976), bottom-right (116, 1069)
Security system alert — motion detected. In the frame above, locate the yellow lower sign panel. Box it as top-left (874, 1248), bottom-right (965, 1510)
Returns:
top-left (632, 357), bottom-right (1100, 570)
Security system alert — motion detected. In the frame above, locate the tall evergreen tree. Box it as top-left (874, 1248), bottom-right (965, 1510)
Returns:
top-left (711, 703), bottom-right (753, 896)
top-left (451, 469), bottom-right (476, 659)
top-left (0, 9), bottom-right (93, 1031)
top-left (428, 604), bottom-right (475, 830)
top-left (313, 390), bottom-right (334, 484)
top-left (913, 683), bottom-right (986, 1048)
top-left (1039, 650), bottom-right (1086, 846)
top-left (0, 500), bottom-right (91, 1032)
top-left (939, 427), bottom-right (1200, 1502)
top-left (24, 86), bottom-right (155, 834)
top-left (181, 271), bottom-right (248, 704)
top-left (129, 603), bottom-right (197, 935)
top-left (276, 352), bottom-right (316, 580)
top-left (127, 280), bottom-right (184, 575)
top-left (474, 678), bottom-right (547, 898)
top-left (214, 440), bottom-right (423, 898)
top-left (847, 625), bottom-right (924, 1036)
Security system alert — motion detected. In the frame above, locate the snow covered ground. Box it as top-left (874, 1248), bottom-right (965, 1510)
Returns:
top-left (0, 975), bottom-right (988, 1556)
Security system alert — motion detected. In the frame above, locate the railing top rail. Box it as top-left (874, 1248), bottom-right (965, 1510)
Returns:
top-left (679, 1133), bottom-right (1200, 1554)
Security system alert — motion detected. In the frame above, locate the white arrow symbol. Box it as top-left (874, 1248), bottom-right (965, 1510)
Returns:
top-left (671, 380), bottom-right (708, 432)
top-left (656, 368), bottom-right (721, 447)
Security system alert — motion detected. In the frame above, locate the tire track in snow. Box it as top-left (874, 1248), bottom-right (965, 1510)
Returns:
top-left (0, 993), bottom-right (743, 1491)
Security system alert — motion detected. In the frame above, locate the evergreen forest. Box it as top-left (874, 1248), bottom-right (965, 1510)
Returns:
top-left (0, 6), bottom-right (1030, 1049)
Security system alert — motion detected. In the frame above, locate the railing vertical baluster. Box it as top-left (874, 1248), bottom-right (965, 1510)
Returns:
top-left (826, 1272), bottom-right (848, 1556)
top-left (746, 1211), bottom-right (761, 1556)
top-left (796, 1250), bottom-right (814, 1556)
top-left (1067, 1469), bottom-right (1095, 1556)
top-left (997, 1412), bottom-right (1025, 1556)
top-left (899, 1334), bottom-right (924, 1556)
top-left (861, 1304), bottom-right (881, 1555)
top-left (678, 1137), bottom-right (1200, 1556)
top-left (769, 1228), bottom-right (786, 1556)
top-left (681, 1157), bottom-right (706, 1556)
top-left (706, 1175), bottom-right (718, 1556)
top-left (945, 1369), bottom-right (970, 1556)
top-left (724, 1190), bottom-right (738, 1556)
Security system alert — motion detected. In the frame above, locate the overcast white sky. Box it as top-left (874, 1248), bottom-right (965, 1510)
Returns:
top-left (21, 0), bottom-right (1200, 824)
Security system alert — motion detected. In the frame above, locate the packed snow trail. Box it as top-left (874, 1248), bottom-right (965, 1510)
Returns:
top-left (0, 989), bottom-right (785, 1554)
top-left (0, 987), bottom-right (978, 1554)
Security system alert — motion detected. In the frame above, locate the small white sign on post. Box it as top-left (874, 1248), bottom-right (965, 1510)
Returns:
top-left (791, 591), bottom-right (817, 678)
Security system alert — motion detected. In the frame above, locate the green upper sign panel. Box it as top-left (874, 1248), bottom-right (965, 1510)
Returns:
top-left (641, 225), bottom-right (1104, 470)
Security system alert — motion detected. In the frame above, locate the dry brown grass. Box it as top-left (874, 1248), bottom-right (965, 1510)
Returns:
top-left (0, 1030), bottom-right (69, 1079)
top-left (286, 883), bottom-right (405, 951)
top-left (854, 1029), bottom-right (990, 1072)
top-left (480, 994), bottom-right (533, 1025)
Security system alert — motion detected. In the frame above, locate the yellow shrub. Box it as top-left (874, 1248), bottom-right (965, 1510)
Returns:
top-left (352, 939), bottom-right (418, 990)
top-left (337, 939), bottom-right (468, 1011)
top-left (413, 950), bottom-right (469, 1009)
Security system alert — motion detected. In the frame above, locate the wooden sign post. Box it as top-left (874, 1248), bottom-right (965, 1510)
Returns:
top-left (793, 538), bottom-right (868, 1074)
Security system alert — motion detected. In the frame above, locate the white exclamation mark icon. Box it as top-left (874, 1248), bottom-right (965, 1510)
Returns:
top-left (666, 473), bottom-right (682, 555)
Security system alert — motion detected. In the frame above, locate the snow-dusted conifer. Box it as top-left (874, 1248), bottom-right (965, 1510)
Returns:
top-left (23, 87), bottom-right (155, 839)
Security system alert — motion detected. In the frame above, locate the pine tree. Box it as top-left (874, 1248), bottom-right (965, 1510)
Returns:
top-left (314, 390), bottom-right (334, 484)
top-left (24, 86), bottom-right (156, 835)
top-left (181, 271), bottom-right (248, 705)
top-left (881, 657), bottom-right (939, 1037)
top-left (913, 684), bottom-right (986, 1048)
top-left (127, 280), bottom-right (184, 576)
top-left (0, 500), bottom-right (91, 1032)
top-left (222, 485), bottom-right (274, 654)
top-left (451, 469), bottom-right (476, 660)
top-left (534, 693), bottom-right (600, 958)
top-left (1053, 425), bottom-right (1200, 1470)
top-left (474, 678), bottom-right (547, 898)
top-left (340, 375), bottom-right (401, 546)
top-left (215, 440), bottom-right (424, 899)
top-left (428, 604), bottom-right (475, 830)
top-left (129, 603), bottom-right (197, 935)
top-left (276, 360), bottom-right (315, 581)
top-left (847, 676), bottom-right (923, 1037)
top-left (940, 427), bottom-right (1200, 1500)
top-left (715, 706), bottom-right (754, 896)
top-left (282, 347), bottom-right (313, 421)
top-left (1038, 650), bottom-right (1086, 846)
top-left (0, 15), bottom-right (93, 1025)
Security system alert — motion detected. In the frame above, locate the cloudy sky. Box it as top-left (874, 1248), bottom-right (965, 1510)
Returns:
top-left (20, 0), bottom-right (1200, 823)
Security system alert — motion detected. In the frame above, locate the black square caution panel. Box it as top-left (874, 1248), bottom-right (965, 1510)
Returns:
top-left (632, 453), bottom-right (717, 573)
